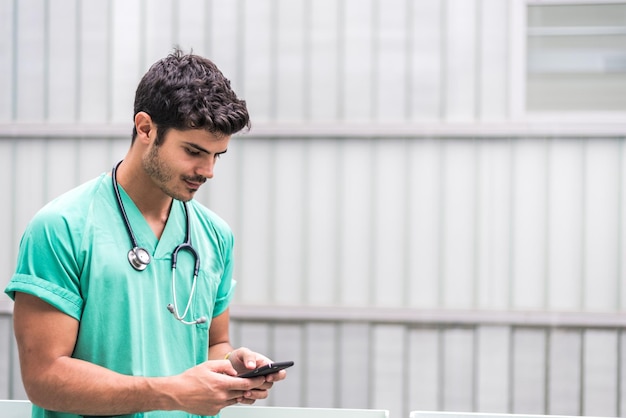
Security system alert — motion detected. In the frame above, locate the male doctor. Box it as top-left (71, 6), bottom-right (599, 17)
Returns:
top-left (5, 48), bottom-right (286, 417)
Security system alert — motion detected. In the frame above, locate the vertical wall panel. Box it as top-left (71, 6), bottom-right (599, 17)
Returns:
top-left (111, 0), bottom-right (142, 123)
top-left (15, 0), bottom-right (45, 121)
top-left (47, 0), bottom-right (78, 122)
top-left (444, 0), bottom-right (477, 121)
top-left (584, 139), bottom-right (621, 311)
top-left (306, 140), bottom-right (340, 305)
top-left (79, 1), bottom-right (110, 123)
top-left (309, 0), bottom-right (340, 121)
top-left (0, 315), bottom-right (11, 398)
top-left (45, 139), bottom-right (79, 201)
top-left (621, 331), bottom-right (626, 417)
top-left (14, 141), bottom-right (48, 245)
top-left (476, 326), bottom-right (510, 412)
top-left (143, 0), bottom-right (175, 69)
top-left (508, 0), bottom-right (526, 120)
top-left (375, 0), bottom-right (407, 122)
top-left (177, 0), bottom-right (208, 54)
top-left (622, 142), bottom-right (626, 312)
top-left (303, 323), bottom-right (337, 407)
top-left (511, 139), bottom-right (548, 310)
top-left (338, 323), bottom-right (371, 409)
top-left (372, 325), bottom-right (405, 418)
top-left (407, 139), bottom-right (442, 309)
top-left (548, 329), bottom-right (582, 415)
top-left (475, 140), bottom-right (512, 310)
top-left (242, 0), bottom-right (272, 121)
top-left (0, 140), bottom-right (15, 293)
top-left (442, 140), bottom-right (476, 309)
top-left (237, 140), bottom-right (273, 304)
top-left (111, 138), bottom-right (130, 168)
top-left (276, 0), bottom-right (305, 121)
top-left (206, 0), bottom-right (241, 93)
top-left (583, 330), bottom-right (619, 416)
top-left (373, 139), bottom-right (408, 307)
top-left (512, 329), bottom-right (546, 413)
top-left (338, 140), bottom-right (374, 306)
top-left (76, 138), bottom-right (117, 184)
top-left (547, 139), bottom-right (584, 310)
top-left (442, 329), bottom-right (474, 411)
top-left (236, 322), bottom-right (271, 363)
top-left (342, 0), bottom-right (373, 121)
top-left (408, 328), bottom-right (440, 411)
top-left (273, 140), bottom-right (306, 305)
top-left (478, 0), bottom-right (509, 121)
top-left (408, 0), bottom-right (442, 120)
top-left (0, 0), bottom-right (14, 121)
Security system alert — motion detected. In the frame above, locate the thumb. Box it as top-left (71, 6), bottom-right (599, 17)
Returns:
top-left (207, 359), bottom-right (238, 376)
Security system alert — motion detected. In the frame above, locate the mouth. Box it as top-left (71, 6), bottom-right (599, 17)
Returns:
top-left (184, 181), bottom-right (201, 191)
top-left (183, 177), bottom-right (206, 191)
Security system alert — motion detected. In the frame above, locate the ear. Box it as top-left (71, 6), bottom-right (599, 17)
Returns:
top-left (134, 112), bottom-right (155, 145)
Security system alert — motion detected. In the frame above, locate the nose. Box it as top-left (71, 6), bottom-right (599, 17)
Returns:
top-left (196, 157), bottom-right (216, 179)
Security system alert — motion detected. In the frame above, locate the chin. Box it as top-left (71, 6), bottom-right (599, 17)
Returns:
top-left (164, 189), bottom-right (193, 202)
top-left (180, 191), bottom-right (197, 202)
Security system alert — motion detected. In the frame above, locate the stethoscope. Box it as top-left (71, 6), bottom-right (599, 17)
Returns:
top-left (112, 161), bottom-right (207, 325)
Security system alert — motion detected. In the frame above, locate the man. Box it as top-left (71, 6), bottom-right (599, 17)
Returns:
top-left (4, 49), bottom-right (286, 417)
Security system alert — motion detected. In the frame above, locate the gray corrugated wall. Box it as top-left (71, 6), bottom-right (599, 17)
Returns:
top-left (1, 0), bottom-right (520, 123)
top-left (1, 0), bottom-right (625, 417)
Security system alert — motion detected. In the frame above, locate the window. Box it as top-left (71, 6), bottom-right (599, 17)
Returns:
top-left (526, 2), bottom-right (626, 112)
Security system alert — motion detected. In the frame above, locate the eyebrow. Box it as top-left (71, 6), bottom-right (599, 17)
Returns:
top-left (184, 142), bottom-right (228, 156)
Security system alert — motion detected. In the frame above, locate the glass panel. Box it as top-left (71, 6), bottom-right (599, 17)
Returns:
top-left (526, 3), bottom-right (626, 112)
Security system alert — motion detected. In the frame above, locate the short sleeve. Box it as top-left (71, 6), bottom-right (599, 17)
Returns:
top-left (4, 206), bottom-right (84, 320)
top-left (212, 229), bottom-right (236, 317)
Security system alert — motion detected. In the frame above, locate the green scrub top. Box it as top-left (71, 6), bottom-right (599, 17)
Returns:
top-left (5, 173), bottom-right (236, 418)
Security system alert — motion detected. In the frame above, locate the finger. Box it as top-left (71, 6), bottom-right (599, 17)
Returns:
top-left (255, 381), bottom-right (274, 390)
top-left (207, 359), bottom-right (238, 376)
top-left (265, 369), bottom-right (287, 382)
top-left (244, 389), bottom-right (269, 400)
top-left (225, 398), bottom-right (241, 408)
top-left (229, 389), bottom-right (253, 401)
top-left (229, 375), bottom-right (266, 390)
top-left (238, 347), bottom-right (260, 369)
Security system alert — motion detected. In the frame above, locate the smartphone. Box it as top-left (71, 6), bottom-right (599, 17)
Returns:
top-left (238, 361), bottom-right (294, 378)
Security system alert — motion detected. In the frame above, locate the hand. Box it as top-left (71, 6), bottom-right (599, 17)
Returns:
top-left (226, 347), bottom-right (288, 402)
top-left (171, 359), bottom-right (266, 415)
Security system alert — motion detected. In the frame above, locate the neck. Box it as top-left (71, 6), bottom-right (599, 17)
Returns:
top-left (113, 159), bottom-right (173, 239)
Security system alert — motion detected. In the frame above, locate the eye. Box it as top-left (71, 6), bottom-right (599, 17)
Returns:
top-left (185, 147), bottom-right (201, 156)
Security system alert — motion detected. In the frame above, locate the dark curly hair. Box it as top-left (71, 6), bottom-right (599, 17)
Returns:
top-left (132, 48), bottom-right (250, 144)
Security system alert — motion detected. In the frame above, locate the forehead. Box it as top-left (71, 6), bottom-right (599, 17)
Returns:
top-left (165, 128), bottom-right (230, 148)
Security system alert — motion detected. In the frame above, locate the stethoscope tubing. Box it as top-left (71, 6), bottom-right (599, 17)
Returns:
top-left (112, 160), bottom-right (205, 325)
top-left (112, 162), bottom-right (139, 247)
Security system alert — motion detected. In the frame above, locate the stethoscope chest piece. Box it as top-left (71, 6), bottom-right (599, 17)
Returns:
top-left (128, 247), bottom-right (151, 271)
